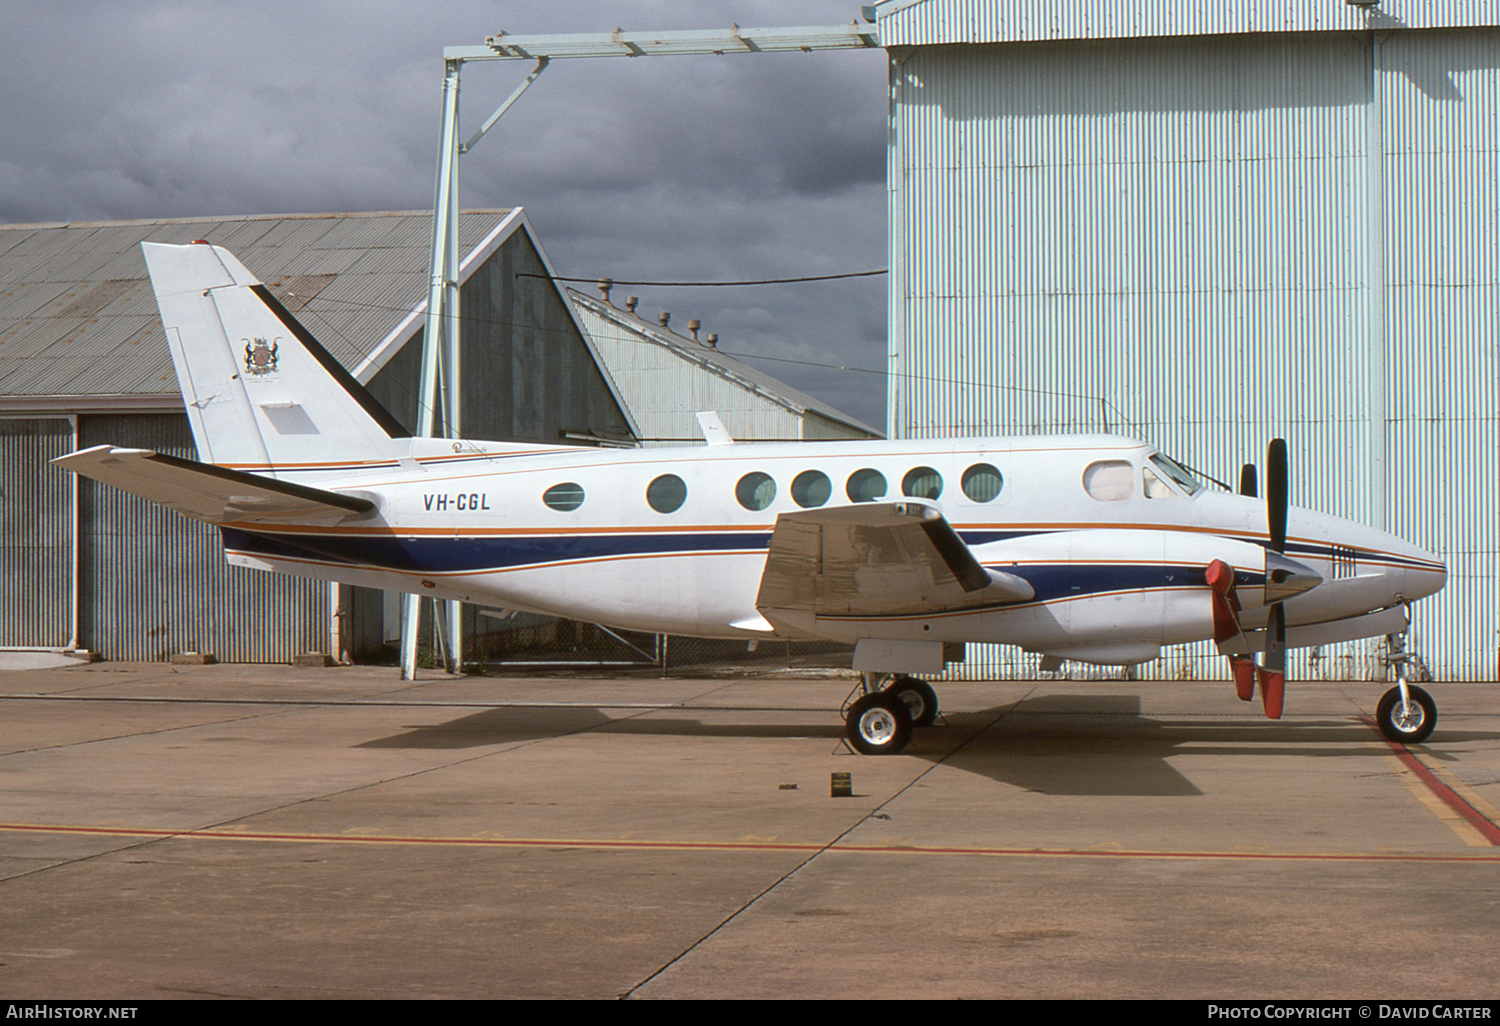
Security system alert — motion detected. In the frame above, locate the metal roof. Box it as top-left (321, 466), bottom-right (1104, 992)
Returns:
top-left (872, 0), bottom-right (1500, 46)
top-left (0, 210), bottom-right (519, 408)
top-left (567, 287), bottom-right (882, 439)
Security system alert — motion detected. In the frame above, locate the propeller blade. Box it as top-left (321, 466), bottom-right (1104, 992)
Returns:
top-left (1205, 559), bottom-right (1241, 644)
top-left (1207, 559), bottom-right (1257, 701)
top-left (1231, 658), bottom-right (1256, 702)
top-left (1266, 438), bottom-right (1288, 553)
top-left (1258, 603), bottom-right (1287, 720)
top-left (1239, 463), bottom-right (1258, 498)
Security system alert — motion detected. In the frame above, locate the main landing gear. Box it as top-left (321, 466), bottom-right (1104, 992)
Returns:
top-left (1374, 632), bottom-right (1437, 745)
top-left (843, 673), bottom-right (940, 755)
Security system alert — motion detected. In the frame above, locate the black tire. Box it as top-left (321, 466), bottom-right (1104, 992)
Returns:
top-left (885, 676), bottom-right (939, 727)
top-left (1376, 685), bottom-right (1437, 745)
top-left (845, 692), bottom-right (913, 755)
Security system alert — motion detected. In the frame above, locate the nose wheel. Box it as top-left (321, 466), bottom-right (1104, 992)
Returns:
top-left (1376, 683), bottom-right (1436, 745)
top-left (1376, 632), bottom-right (1437, 745)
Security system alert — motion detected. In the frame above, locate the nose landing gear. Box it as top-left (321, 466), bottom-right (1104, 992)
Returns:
top-left (1375, 632), bottom-right (1437, 745)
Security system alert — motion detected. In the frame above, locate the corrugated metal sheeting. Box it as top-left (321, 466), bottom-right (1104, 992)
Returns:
top-left (0, 417), bottom-right (73, 647)
top-left (877, 0), bottom-right (1500, 46)
top-left (75, 415), bottom-right (327, 662)
top-left (887, 22), bottom-right (1499, 680)
top-left (0, 212), bottom-right (512, 401)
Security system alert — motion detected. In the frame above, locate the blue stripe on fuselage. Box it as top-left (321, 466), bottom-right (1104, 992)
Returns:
top-left (220, 527), bottom-right (1266, 603)
top-left (220, 527), bottom-right (772, 572)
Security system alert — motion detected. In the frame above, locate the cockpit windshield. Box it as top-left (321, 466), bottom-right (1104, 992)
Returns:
top-left (1149, 452), bottom-right (1204, 496)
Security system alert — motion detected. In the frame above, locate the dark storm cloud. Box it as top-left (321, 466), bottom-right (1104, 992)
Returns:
top-left (0, 0), bottom-right (890, 429)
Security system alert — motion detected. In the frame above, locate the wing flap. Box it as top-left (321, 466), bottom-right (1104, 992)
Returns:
top-left (53, 445), bottom-right (376, 525)
top-left (755, 500), bottom-right (1033, 630)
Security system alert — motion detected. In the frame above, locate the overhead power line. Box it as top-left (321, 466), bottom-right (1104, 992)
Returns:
top-left (516, 269), bottom-right (887, 287)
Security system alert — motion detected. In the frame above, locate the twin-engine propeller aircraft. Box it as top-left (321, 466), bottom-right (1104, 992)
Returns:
top-left (56, 242), bottom-right (1448, 754)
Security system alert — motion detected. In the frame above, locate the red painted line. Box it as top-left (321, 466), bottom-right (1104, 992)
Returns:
top-left (5, 821), bottom-right (1500, 863)
top-left (1361, 715), bottom-right (1500, 846)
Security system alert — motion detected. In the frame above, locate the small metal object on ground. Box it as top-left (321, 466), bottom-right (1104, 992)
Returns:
top-left (831, 772), bottom-right (852, 798)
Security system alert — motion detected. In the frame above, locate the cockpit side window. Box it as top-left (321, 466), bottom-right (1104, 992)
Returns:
top-left (1149, 453), bottom-right (1204, 496)
top-left (1143, 467), bottom-right (1174, 499)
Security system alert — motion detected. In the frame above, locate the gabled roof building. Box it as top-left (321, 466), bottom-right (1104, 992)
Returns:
top-left (1, 210), bottom-right (636, 661)
top-left (568, 287), bottom-right (881, 446)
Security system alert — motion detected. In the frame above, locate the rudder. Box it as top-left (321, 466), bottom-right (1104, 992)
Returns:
top-left (142, 241), bottom-right (409, 476)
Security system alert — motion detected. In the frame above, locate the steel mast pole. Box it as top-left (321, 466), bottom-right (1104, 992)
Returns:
top-left (401, 57), bottom-right (463, 681)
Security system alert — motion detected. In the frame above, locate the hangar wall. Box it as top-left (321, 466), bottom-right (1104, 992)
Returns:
top-left (887, 25), bottom-right (1499, 680)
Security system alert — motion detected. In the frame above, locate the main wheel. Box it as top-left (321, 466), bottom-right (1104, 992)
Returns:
top-left (845, 692), bottom-right (913, 755)
top-left (1376, 684), bottom-right (1437, 745)
top-left (885, 676), bottom-right (939, 727)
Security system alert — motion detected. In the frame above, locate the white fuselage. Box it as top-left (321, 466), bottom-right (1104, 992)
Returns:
top-left (222, 432), bottom-right (1446, 659)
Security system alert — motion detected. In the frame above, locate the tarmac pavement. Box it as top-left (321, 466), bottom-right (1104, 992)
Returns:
top-left (1, 661), bottom-right (1497, 1000)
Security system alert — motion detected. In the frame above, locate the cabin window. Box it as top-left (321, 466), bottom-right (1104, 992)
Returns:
top-left (902, 466), bottom-right (943, 500)
top-left (736, 471), bottom-right (776, 511)
top-left (542, 482), bottom-right (585, 511)
top-left (961, 463), bottom-right (1004, 503)
top-left (846, 468), bottom-right (887, 503)
top-left (646, 473), bottom-right (687, 514)
top-left (1082, 460), bottom-right (1133, 501)
top-left (791, 470), bottom-right (832, 508)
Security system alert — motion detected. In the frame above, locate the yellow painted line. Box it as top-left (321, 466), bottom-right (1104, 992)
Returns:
top-left (1382, 752), bottom-right (1492, 847)
top-left (5, 821), bottom-right (1500, 864)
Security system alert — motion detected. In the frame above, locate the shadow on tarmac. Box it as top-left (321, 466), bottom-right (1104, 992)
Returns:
top-left (354, 691), bottom-right (1426, 798)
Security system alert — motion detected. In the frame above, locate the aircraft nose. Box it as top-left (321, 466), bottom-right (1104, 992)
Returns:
top-left (1381, 536), bottom-right (1446, 603)
top-left (1403, 551), bottom-right (1447, 602)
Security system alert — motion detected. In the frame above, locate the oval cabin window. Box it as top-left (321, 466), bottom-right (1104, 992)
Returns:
top-left (736, 472), bottom-right (776, 511)
top-left (791, 470), bottom-right (832, 508)
top-left (902, 466), bottom-right (943, 500)
top-left (961, 463), bottom-right (1003, 503)
top-left (542, 482), bottom-right (585, 511)
top-left (646, 473), bottom-right (688, 514)
top-left (846, 468), bottom-right (887, 503)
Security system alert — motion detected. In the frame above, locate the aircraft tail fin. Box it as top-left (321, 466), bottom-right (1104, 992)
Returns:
top-left (141, 241), bottom-right (410, 475)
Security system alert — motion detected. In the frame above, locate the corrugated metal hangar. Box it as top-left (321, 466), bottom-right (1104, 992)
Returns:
top-left (0, 210), bottom-right (637, 662)
top-left (878, 0), bottom-right (1498, 680)
top-left (568, 287), bottom-right (881, 446)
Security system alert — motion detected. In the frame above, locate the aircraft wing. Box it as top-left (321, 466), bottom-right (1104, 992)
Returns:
top-left (755, 500), bottom-right (1033, 634)
top-left (54, 445), bottom-right (376, 526)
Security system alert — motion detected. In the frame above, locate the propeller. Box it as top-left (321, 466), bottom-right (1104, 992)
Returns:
top-left (1207, 439), bottom-right (1319, 717)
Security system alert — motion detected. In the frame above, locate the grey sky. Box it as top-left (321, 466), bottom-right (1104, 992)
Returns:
top-left (0, 1), bottom-right (891, 430)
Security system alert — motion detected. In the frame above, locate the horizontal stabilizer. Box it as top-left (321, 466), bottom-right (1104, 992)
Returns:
top-left (756, 500), bottom-right (1033, 632)
top-left (54, 445), bottom-right (376, 526)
